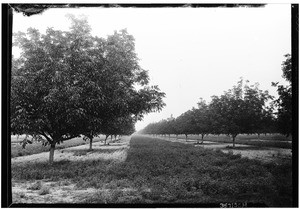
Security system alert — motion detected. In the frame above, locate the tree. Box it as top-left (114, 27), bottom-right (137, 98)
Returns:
top-left (193, 98), bottom-right (212, 144)
top-left (117, 117), bottom-right (136, 136)
top-left (165, 116), bottom-right (176, 138)
top-left (141, 123), bottom-right (155, 135)
top-left (11, 26), bottom-right (87, 163)
top-left (142, 117), bottom-right (176, 138)
top-left (157, 120), bottom-right (168, 136)
top-left (11, 16), bottom-right (165, 163)
top-left (243, 82), bottom-right (274, 136)
top-left (272, 54), bottom-right (292, 137)
top-left (258, 107), bottom-right (277, 136)
top-left (100, 116), bottom-right (136, 145)
top-left (175, 110), bottom-right (197, 141)
top-left (73, 20), bottom-right (165, 150)
top-left (209, 79), bottom-right (272, 147)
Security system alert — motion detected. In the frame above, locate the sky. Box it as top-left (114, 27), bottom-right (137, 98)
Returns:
top-left (12, 4), bottom-right (291, 131)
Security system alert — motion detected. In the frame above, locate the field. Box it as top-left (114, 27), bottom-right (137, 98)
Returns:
top-left (151, 134), bottom-right (292, 163)
top-left (11, 134), bottom-right (293, 206)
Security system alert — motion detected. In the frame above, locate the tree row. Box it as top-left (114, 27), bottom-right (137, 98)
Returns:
top-left (141, 55), bottom-right (292, 147)
top-left (11, 15), bottom-right (166, 163)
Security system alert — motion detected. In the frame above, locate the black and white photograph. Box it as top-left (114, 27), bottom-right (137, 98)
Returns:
top-left (3, 3), bottom-right (297, 207)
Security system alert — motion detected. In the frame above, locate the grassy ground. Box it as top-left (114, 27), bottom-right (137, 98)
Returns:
top-left (12, 135), bottom-right (292, 206)
top-left (11, 135), bottom-right (106, 158)
top-left (165, 134), bottom-right (292, 149)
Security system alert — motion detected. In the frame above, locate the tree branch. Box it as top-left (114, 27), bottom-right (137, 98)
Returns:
top-left (61, 134), bottom-right (80, 141)
top-left (38, 131), bottom-right (53, 142)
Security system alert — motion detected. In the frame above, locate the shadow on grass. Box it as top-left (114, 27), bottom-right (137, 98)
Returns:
top-left (194, 142), bottom-right (228, 146)
top-left (61, 147), bottom-right (127, 155)
top-left (100, 143), bottom-right (128, 146)
top-left (224, 146), bottom-right (268, 151)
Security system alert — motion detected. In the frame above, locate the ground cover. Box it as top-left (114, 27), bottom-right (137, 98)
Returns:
top-left (11, 135), bottom-right (292, 206)
top-left (11, 136), bottom-right (131, 203)
top-left (11, 135), bottom-right (106, 158)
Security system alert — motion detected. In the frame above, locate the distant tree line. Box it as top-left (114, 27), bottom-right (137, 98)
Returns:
top-left (141, 54), bottom-right (292, 147)
top-left (11, 15), bottom-right (166, 163)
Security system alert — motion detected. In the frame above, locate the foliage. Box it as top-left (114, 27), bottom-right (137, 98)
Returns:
top-left (272, 54), bottom-right (292, 137)
top-left (11, 15), bottom-right (165, 162)
top-left (175, 110), bottom-right (197, 138)
top-left (142, 79), bottom-right (275, 147)
top-left (192, 98), bottom-right (212, 142)
top-left (100, 116), bottom-right (136, 145)
top-left (209, 79), bottom-right (273, 143)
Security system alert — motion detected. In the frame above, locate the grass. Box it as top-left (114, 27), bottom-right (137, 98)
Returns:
top-left (11, 135), bottom-right (105, 158)
top-left (12, 135), bottom-right (293, 206)
top-left (164, 134), bottom-right (292, 149)
top-left (38, 186), bottom-right (51, 195)
top-left (27, 181), bottom-right (42, 190)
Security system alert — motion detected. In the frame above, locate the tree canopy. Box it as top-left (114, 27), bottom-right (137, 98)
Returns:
top-left (272, 54), bottom-right (292, 137)
top-left (11, 15), bottom-right (165, 163)
top-left (141, 79), bottom-right (275, 147)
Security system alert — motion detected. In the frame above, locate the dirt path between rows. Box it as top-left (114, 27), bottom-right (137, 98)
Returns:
top-left (11, 136), bottom-right (132, 204)
top-left (152, 136), bottom-right (292, 163)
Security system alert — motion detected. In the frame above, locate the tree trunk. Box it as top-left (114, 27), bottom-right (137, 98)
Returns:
top-left (232, 136), bottom-right (236, 148)
top-left (105, 135), bottom-right (109, 145)
top-left (168, 134), bottom-right (170, 139)
top-left (89, 137), bottom-right (93, 150)
top-left (176, 134), bottom-right (178, 139)
top-left (202, 134), bottom-right (205, 144)
top-left (258, 133), bottom-right (260, 139)
top-left (185, 134), bottom-right (188, 142)
top-left (49, 143), bottom-right (56, 164)
top-left (197, 134), bottom-right (200, 144)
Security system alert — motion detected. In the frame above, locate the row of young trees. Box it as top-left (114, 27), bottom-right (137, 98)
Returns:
top-left (11, 15), bottom-right (166, 163)
top-left (141, 54), bottom-right (292, 147)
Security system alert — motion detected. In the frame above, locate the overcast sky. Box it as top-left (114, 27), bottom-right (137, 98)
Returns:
top-left (12, 4), bottom-right (291, 131)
